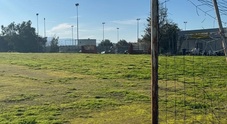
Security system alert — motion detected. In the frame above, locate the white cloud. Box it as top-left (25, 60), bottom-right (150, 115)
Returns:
top-left (50, 23), bottom-right (72, 32)
top-left (47, 23), bottom-right (73, 38)
top-left (47, 23), bottom-right (98, 39)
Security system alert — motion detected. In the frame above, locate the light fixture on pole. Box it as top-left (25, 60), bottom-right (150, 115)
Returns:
top-left (71, 25), bottom-right (74, 45)
top-left (184, 21), bottom-right (187, 30)
top-left (117, 28), bottom-right (119, 42)
top-left (136, 18), bottom-right (140, 42)
top-left (102, 22), bottom-right (105, 41)
top-left (36, 13), bottom-right (39, 35)
top-left (44, 18), bottom-right (46, 38)
top-left (75, 3), bottom-right (79, 45)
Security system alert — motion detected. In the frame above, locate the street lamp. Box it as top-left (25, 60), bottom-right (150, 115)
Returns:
top-left (44, 18), bottom-right (46, 37)
top-left (36, 13), bottom-right (39, 35)
top-left (184, 21), bottom-right (187, 30)
top-left (71, 25), bottom-right (74, 45)
top-left (136, 18), bottom-right (140, 42)
top-left (102, 22), bottom-right (105, 41)
top-left (117, 28), bottom-right (119, 42)
top-left (75, 3), bottom-right (79, 45)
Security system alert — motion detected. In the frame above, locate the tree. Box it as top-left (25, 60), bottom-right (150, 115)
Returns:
top-left (1, 22), bottom-right (18, 51)
top-left (1, 20), bottom-right (47, 52)
top-left (50, 36), bottom-right (59, 52)
top-left (98, 39), bottom-right (113, 47)
top-left (116, 39), bottom-right (128, 47)
top-left (141, 3), bottom-right (180, 54)
top-left (0, 36), bottom-right (9, 51)
top-left (97, 39), bottom-right (113, 53)
top-left (159, 23), bottom-right (180, 54)
top-left (116, 39), bottom-right (129, 53)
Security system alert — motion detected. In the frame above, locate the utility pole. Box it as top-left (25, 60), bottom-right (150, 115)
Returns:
top-left (212, 0), bottom-right (227, 62)
top-left (151, 0), bottom-right (159, 124)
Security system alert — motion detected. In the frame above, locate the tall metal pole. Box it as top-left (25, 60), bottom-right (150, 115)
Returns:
top-left (44, 18), bottom-right (46, 37)
top-left (36, 13), bottom-right (39, 35)
top-left (117, 27), bottom-right (119, 42)
top-left (137, 18), bottom-right (140, 42)
top-left (102, 22), bottom-right (105, 41)
top-left (151, 0), bottom-right (159, 123)
top-left (184, 21), bottom-right (187, 30)
top-left (71, 25), bottom-right (74, 45)
top-left (212, 0), bottom-right (227, 62)
top-left (75, 3), bottom-right (79, 45)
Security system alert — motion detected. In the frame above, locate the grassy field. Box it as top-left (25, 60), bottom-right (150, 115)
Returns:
top-left (0, 53), bottom-right (226, 124)
top-left (158, 55), bottom-right (227, 123)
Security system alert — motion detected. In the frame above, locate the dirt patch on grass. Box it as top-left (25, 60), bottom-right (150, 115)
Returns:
top-left (0, 64), bottom-right (55, 79)
top-left (0, 64), bottom-right (87, 81)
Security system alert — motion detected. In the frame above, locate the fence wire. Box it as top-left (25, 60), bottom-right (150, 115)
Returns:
top-left (158, 54), bottom-right (227, 123)
top-left (153, 1), bottom-right (227, 123)
top-left (158, 53), bottom-right (227, 123)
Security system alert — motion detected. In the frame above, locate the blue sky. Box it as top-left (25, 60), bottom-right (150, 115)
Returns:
top-left (0, 0), bottom-right (226, 45)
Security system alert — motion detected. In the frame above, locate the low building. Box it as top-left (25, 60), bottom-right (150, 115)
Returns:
top-left (78, 39), bottom-right (96, 47)
top-left (177, 28), bottom-right (227, 55)
top-left (78, 39), bottom-right (97, 53)
top-left (81, 45), bottom-right (97, 53)
top-left (128, 42), bottom-right (150, 54)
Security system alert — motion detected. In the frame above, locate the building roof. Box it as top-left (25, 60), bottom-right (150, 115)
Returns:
top-left (178, 28), bottom-right (227, 39)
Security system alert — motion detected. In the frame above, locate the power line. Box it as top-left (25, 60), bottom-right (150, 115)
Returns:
top-left (198, 0), bottom-right (227, 16)
top-left (187, 0), bottom-right (227, 24)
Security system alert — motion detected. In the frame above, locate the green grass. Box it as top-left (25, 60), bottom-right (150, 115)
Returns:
top-left (0, 53), bottom-right (226, 123)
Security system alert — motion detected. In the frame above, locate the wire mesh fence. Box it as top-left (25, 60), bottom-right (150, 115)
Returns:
top-left (158, 55), bottom-right (227, 123)
top-left (151, 1), bottom-right (227, 123)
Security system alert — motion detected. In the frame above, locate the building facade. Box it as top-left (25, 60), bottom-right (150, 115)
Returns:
top-left (78, 39), bottom-right (96, 47)
top-left (177, 28), bottom-right (227, 55)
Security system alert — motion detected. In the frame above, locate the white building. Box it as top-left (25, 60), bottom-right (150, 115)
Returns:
top-left (78, 39), bottom-right (96, 47)
top-left (177, 28), bottom-right (227, 55)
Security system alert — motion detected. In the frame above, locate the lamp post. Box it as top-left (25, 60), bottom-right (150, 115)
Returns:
top-left (36, 13), bottom-right (39, 35)
top-left (75, 3), bottom-right (79, 45)
top-left (71, 25), bottom-right (74, 45)
top-left (184, 21), bottom-right (187, 30)
top-left (102, 22), bottom-right (105, 41)
top-left (136, 18), bottom-right (140, 42)
top-left (44, 18), bottom-right (46, 37)
top-left (117, 28), bottom-right (119, 42)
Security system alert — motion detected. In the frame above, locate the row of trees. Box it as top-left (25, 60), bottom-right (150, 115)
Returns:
top-left (97, 39), bottom-right (129, 53)
top-left (0, 21), bottom-right (47, 52)
top-left (98, 39), bottom-right (129, 47)
top-left (0, 20), bottom-right (59, 53)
